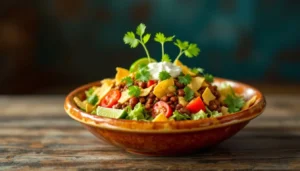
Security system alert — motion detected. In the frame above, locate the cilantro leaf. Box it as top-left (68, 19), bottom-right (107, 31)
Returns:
top-left (87, 94), bottom-right (98, 106)
top-left (135, 69), bottom-right (150, 82)
top-left (162, 54), bottom-right (171, 62)
top-left (184, 43), bottom-right (200, 58)
top-left (123, 32), bottom-right (139, 48)
top-left (183, 86), bottom-right (194, 101)
top-left (174, 39), bottom-right (189, 50)
top-left (178, 74), bottom-right (192, 85)
top-left (159, 71), bottom-right (171, 81)
top-left (128, 86), bottom-right (141, 97)
top-left (191, 67), bottom-right (204, 75)
top-left (124, 23), bottom-right (151, 61)
top-left (204, 74), bottom-right (214, 83)
top-left (170, 110), bottom-right (191, 121)
top-left (154, 33), bottom-right (175, 60)
top-left (121, 76), bottom-right (133, 87)
top-left (223, 92), bottom-right (245, 113)
top-left (136, 23), bottom-right (146, 36)
top-left (143, 34), bottom-right (151, 44)
top-left (154, 33), bottom-right (174, 43)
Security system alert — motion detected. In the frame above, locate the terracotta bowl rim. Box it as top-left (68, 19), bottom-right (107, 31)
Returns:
top-left (64, 77), bottom-right (266, 133)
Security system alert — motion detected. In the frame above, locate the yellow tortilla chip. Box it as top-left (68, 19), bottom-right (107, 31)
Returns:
top-left (188, 77), bottom-right (205, 95)
top-left (174, 59), bottom-right (196, 76)
top-left (202, 87), bottom-right (216, 105)
top-left (153, 113), bottom-right (168, 122)
top-left (74, 97), bottom-right (87, 110)
top-left (178, 96), bottom-right (188, 106)
top-left (153, 78), bottom-right (174, 98)
top-left (101, 78), bottom-right (114, 85)
top-left (85, 103), bottom-right (95, 113)
top-left (93, 82), bottom-right (113, 105)
top-left (221, 106), bottom-right (229, 115)
top-left (115, 67), bottom-right (130, 85)
top-left (242, 95), bottom-right (257, 110)
top-left (140, 85), bottom-right (154, 96)
top-left (118, 90), bottom-right (131, 104)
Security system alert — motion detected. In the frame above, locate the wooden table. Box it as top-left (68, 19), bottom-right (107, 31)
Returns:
top-left (1, 95), bottom-right (300, 171)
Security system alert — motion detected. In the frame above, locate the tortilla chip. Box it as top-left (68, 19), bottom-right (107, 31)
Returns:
top-left (221, 106), bottom-right (229, 115)
top-left (101, 78), bottom-right (114, 85)
top-left (174, 60), bottom-right (196, 76)
top-left (202, 87), bottom-right (216, 105)
top-left (188, 77), bottom-right (205, 95)
top-left (74, 97), bottom-right (87, 110)
top-left (118, 89), bottom-right (131, 104)
top-left (153, 78), bottom-right (174, 98)
top-left (153, 113), bottom-right (168, 122)
top-left (115, 67), bottom-right (130, 85)
top-left (178, 96), bottom-right (188, 106)
top-left (140, 85), bottom-right (154, 96)
top-left (93, 82), bottom-right (113, 105)
top-left (85, 103), bottom-right (95, 113)
top-left (242, 95), bottom-right (257, 110)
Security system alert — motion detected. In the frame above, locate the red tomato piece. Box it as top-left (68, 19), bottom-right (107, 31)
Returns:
top-left (186, 96), bottom-right (206, 113)
top-left (100, 90), bottom-right (121, 108)
top-left (152, 101), bottom-right (173, 118)
top-left (147, 80), bottom-right (156, 87)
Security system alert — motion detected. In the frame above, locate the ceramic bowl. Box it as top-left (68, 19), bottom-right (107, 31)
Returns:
top-left (64, 78), bottom-right (266, 156)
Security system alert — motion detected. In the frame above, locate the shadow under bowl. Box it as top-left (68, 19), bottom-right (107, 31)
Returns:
top-left (64, 77), bottom-right (266, 156)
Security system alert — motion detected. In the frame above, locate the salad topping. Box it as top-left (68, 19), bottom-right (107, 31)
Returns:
top-left (73, 23), bottom-right (258, 122)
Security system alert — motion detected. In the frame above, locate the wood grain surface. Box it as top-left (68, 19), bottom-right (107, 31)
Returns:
top-left (1, 95), bottom-right (300, 171)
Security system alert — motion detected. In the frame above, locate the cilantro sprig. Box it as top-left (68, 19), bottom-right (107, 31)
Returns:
top-left (154, 33), bottom-right (175, 61)
top-left (121, 76), bottom-right (133, 87)
top-left (204, 74), bottom-right (214, 83)
top-left (183, 86), bottom-right (194, 101)
top-left (174, 39), bottom-right (200, 62)
top-left (178, 74), bottom-right (192, 85)
top-left (159, 71), bottom-right (171, 81)
top-left (223, 88), bottom-right (245, 113)
top-left (135, 64), bottom-right (150, 82)
top-left (123, 23), bottom-right (151, 62)
top-left (128, 86), bottom-right (141, 97)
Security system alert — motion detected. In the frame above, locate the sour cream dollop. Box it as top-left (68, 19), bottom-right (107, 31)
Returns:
top-left (147, 62), bottom-right (182, 80)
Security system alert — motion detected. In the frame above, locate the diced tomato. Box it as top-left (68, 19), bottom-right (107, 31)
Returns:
top-left (100, 90), bottom-right (121, 108)
top-left (147, 80), bottom-right (156, 87)
top-left (152, 101), bottom-right (173, 118)
top-left (186, 96), bottom-right (206, 113)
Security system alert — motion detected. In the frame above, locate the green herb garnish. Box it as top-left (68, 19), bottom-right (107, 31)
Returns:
top-left (154, 32), bottom-right (175, 60)
top-left (183, 86), bottom-right (194, 101)
top-left (128, 86), bottom-right (141, 97)
top-left (223, 89), bottom-right (245, 113)
top-left (159, 71), bottom-right (171, 81)
top-left (178, 74), bottom-right (192, 85)
top-left (85, 87), bottom-right (94, 98)
top-left (191, 67), bottom-right (204, 75)
top-left (121, 76), bottom-right (133, 87)
top-left (204, 74), bottom-right (214, 83)
top-left (161, 54), bottom-right (171, 62)
top-left (87, 94), bottom-right (98, 106)
top-left (123, 23), bottom-right (151, 62)
top-left (135, 69), bottom-right (150, 82)
top-left (174, 39), bottom-right (200, 61)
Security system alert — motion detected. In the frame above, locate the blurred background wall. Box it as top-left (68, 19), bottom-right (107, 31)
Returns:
top-left (0, 0), bottom-right (300, 94)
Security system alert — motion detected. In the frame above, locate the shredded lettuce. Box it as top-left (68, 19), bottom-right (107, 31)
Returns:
top-left (126, 103), bottom-right (148, 120)
top-left (170, 111), bottom-right (191, 121)
top-left (192, 110), bottom-right (207, 120)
